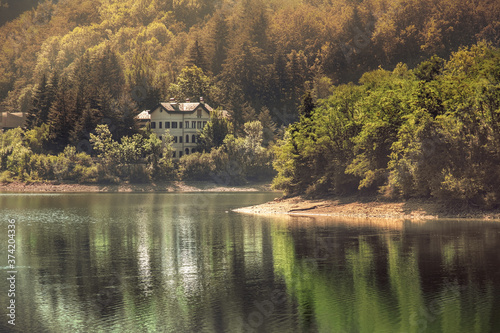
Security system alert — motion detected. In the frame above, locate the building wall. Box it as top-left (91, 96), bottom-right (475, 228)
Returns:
top-left (150, 106), bottom-right (210, 158)
top-left (0, 112), bottom-right (27, 130)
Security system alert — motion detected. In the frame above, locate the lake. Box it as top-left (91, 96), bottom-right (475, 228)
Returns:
top-left (0, 192), bottom-right (499, 333)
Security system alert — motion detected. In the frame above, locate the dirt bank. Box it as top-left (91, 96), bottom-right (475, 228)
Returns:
top-left (233, 195), bottom-right (500, 220)
top-left (0, 181), bottom-right (273, 193)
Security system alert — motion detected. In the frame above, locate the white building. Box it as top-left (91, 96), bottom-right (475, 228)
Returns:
top-left (148, 98), bottom-right (213, 158)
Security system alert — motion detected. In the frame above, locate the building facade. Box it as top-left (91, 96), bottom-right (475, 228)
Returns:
top-left (148, 98), bottom-right (213, 158)
top-left (0, 112), bottom-right (27, 130)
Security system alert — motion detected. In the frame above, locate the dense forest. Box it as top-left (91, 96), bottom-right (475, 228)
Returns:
top-left (273, 43), bottom-right (500, 208)
top-left (1, 0), bottom-right (500, 134)
top-left (0, 0), bottom-right (499, 206)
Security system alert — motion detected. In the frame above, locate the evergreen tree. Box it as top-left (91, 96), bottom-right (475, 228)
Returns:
top-left (198, 109), bottom-right (233, 152)
top-left (286, 50), bottom-right (309, 106)
top-left (26, 74), bottom-right (50, 129)
top-left (128, 48), bottom-right (161, 111)
top-left (299, 90), bottom-right (315, 118)
top-left (48, 76), bottom-right (75, 151)
top-left (258, 107), bottom-right (277, 146)
top-left (186, 40), bottom-right (210, 74)
top-left (211, 13), bottom-right (229, 75)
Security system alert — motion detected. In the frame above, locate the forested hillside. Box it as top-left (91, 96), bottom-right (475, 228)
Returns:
top-left (1, 0), bottom-right (499, 206)
top-left (273, 43), bottom-right (500, 208)
top-left (1, 0), bottom-right (499, 141)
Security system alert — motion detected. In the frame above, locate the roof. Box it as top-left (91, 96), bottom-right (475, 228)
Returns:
top-left (0, 112), bottom-right (27, 129)
top-left (151, 102), bottom-right (214, 114)
top-left (135, 110), bottom-right (151, 120)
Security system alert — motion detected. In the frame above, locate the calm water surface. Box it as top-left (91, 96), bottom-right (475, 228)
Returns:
top-left (0, 192), bottom-right (499, 333)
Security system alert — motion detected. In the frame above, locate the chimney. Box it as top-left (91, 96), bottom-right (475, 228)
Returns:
top-left (170, 98), bottom-right (176, 103)
top-left (200, 97), bottom-right (204, 103)
top-left (186, 98), bottom-right (190, 103)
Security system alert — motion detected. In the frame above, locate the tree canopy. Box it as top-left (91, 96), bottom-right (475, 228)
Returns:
top-left (273, 42), bottom-right (500, 208)
top-left (0, 0), bottom-right (499, 133)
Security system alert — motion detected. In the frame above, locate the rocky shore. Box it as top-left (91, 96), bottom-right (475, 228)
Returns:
top-left (233, 195), bottom-right (500, 220)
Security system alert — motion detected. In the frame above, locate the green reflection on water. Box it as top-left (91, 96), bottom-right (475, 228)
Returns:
top-left (270, 219), bottom-right (499, 333)
top-left (1, 194), bottom-right (500, 333)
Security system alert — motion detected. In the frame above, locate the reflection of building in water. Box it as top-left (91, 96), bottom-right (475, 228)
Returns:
top-left (137, 214), bottom-right (153, 296)
top-left (176, 218), bottom-right (201, 296)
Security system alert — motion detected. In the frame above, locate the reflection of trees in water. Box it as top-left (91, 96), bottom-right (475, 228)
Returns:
top-left (271, 221), bottom-right (499, 333)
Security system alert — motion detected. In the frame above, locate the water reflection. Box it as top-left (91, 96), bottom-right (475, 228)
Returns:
top-left (0, 194), bottom-right (499, 333)
top-left (271, 217), bottom-right (500, 333)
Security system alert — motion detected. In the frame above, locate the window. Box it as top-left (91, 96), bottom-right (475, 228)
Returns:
top-left (173, 151), bottom-right (176, 158)
top-left (179, 136), bottom-right (183, 143)
top-left (159, 122), bottom-right (162, 129)
top-left (185, 148), bottom-right (190, 155)
top-left (186, 135), bottom-right (189, 143)
top-left (192, 134), bottom-right (196, 143)
top-left (159, 136), bottom-right (163, 141)
top-left (173, 136), bottom-right (178, 143)
top-left (185, 121), bottom-right (189, 128)
top-left (197, 109), bottom-right (202, 118)
top-left (179, 151), bottom-right (183, 158)
top-left (179, 122), bottom-right (183, 129)
top-left (203, 121), bottom-right (207, 128)
top-left (192, 121), bottom-right (196, 129)
top-left (172, 122), bottom-right (178, 129)
top-left (151, 122), bottom-right (156, 129)
top-left (165, 122), bottom-right (170, 129)
top-left (197, 121), bottom-right (202, 129)
top-left (191, 148), bottom-right (196, 154)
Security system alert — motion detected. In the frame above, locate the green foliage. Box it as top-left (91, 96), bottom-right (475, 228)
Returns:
top-left (197, 109), bottom-right (233, 152)
top-left (1, 0), bottom-right (500, 133)
top-left (24, 124), bottom-right (50, 153)
top-left (273, 44), bottom-right (500, 208)
top-left (0, 170), bottom-right (13, 183)
top-left (1, 0), bottom-right (499, 197)
top-left (89, 124), bottom-right (175, 182)
top-left (179, 120), bottom-right (274, 184)
top-left (178, 152), bottom-right (214, 180)
top-left (169, 66), bottom-right (217, 104)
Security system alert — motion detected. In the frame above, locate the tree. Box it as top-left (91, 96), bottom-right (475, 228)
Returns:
top-left (48, 75), bottom-right (75, 151)
top-left (298, 90), bottom-right (315, 118)
top-left (258, 107), bottom-right (277, 146)
top-left (127, 48), bottom-right (161, 111)
top-left (210, 13), bottom-right (229, 75)
top-left (198, 109), bottom-right (233, 152)
top-left (26, 74), bottom-right (55, 129)
top-left (169, 66), bottom-right (214, 103)
top-left (186, 40), bottom-right (210, 74)
top-left (414, 55), bottom-right (444, 82)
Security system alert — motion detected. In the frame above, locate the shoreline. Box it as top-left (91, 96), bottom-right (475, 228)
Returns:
top-left (0, 180), bottom-right (274, 193)
top-left (233, 195), bottom-right (500, 221)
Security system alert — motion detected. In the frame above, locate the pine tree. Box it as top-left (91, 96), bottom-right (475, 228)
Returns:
top-left (211, 13), bottom-right (229, 75)
top-left (186, 40), bottom-right (210, 73)
top-left (26, 75), bottom-right (48, 129)
top-left (299, 90), bottom-right (315, 118)
top-left (258, 107), bottom-right (277, 146)
top-left (48, 76), bottom-right (75, 151)
top-left (26, 73), bottom-right (58, 129)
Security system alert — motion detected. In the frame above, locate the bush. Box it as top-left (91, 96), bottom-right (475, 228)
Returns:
top-left (0, 171), bottom-right (13, 183)
top-left (178, 152), bottom-right (214, 180)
